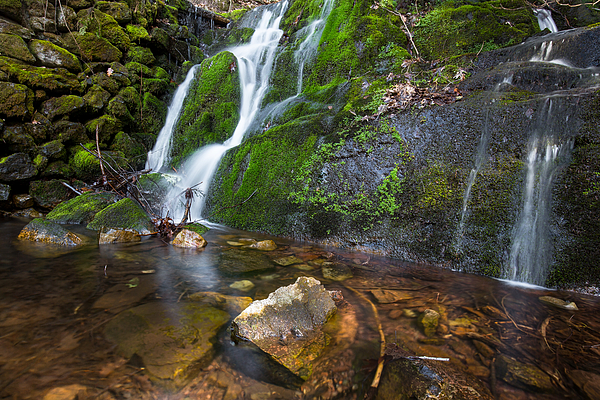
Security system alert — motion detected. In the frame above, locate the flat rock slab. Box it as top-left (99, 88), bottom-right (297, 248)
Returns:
top-left (92, 276), bottom-right (155, 312)
top-left (370, 289), bottom-right (414, 304)
top-left (232, 277), bottom-right (336, 379)
top-left (104, 302), bottom-right (229, 389)
top-left (218, 248), bottom-right (274, 275)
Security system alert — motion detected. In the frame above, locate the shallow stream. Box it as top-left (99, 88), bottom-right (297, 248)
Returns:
top-left (1, 217), bottom-right (599, 399)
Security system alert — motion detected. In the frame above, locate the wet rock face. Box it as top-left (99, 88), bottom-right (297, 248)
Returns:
top-left (86, 197), bottom-right (154, 234)
top-left (218, 248), bottom-right (275, 275)
top-left (0, 153), bottom-right (37, 181)
top-left (17, 218), bottom-right (82, 246)
top-left (172, 228), bottom-right (207, 249)
top-left (232, 277), bottom-right (337, 379)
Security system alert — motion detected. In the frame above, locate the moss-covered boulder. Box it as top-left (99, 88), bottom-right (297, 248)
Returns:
top-left (0, 0), bottom-right (23, 22)
top-left (87, 197), bottom-right (154, 234)
top-left (0, 56), bottom-right (82, 93)
top-left (0, 33), bottom-right (35, 62)
top-left (110, 131), bottom-right (146, 169)
top-left (28, 39), bottom-right (82, 71)
top-left (41, 95), bottom-right (85, 120)
top-left (126, 24), bottom-right (150, 43)
top-left (38, 139), bottom-right (66, 160)
top-left (104, 302), bottom-right (229, 389)
top-left (171, 51), bottom-right (240, 166)
top-left (0, 17), bottom-right (32, 38)
top-left (47, 191), bottom-right (118, 224)
top-left (17, 218), bottom-right (83, 246)
top-left (126, 45), bottom-right (155, 64)
top-left (63, 32), bottom-right (122, 62)
top-left (83, 84), bottom-right (111, 113)
top-left (53, 120), bottom-right (88, 144)
top-left (140, 92), bottom-right (167, 135)
top-left (96, 1), bottom-right (132, 24)
top-left (0, 82), bottom-right (34, 119)
top-left (0, 152), bottom-right (37, 181)
top-left (69, 142), bottom-right (127, 180)
top-left (29, 179), bottom-right (72, 208)
top-left (85, 115), bottom-right (123, 145)
top-left (2, 125), bottom-right (35, 152)
top-left (77, 8), bottom-right (131, 51)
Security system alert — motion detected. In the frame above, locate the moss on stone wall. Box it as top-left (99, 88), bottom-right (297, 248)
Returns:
top-left (170, 51), bottom-right (241, 167)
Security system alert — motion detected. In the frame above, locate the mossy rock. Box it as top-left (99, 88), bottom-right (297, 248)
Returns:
top-left (91, 71), bottom-right (123, 95)
top-left (110, 131), bottom-right (146, 169)
top-left (83, 84), bottom-right (112, 113)
top-left (0, 82), bottom-right (34, 119)
top-left (0, 33), bottom-right (35, 63)
top-left (69, 143), bottom-right (127, 180)
top-left (0, 56), bottom-right (82, 93)
top-left (107, 95), bottom-right (135, 125)
top-left (41, 94), bottom-right (85, 120)
top-left (2, 125), bottom-right (35, 152)
top-left (126, 24), bottom-right (150, 42)
top-left (28, 39), bottom-right (82, 72)
top-left (96, 1), bottom-right (132, 24)
top-left (29, 179), bottom-right (72, 208)
top-left (47, 191), bottom-right (118, 224)
top-left (53, 120), bottom-right (88, 144)
top-left (140, 92), bottom-right (167, 135)
top-left (0, 0), bottom-right (23, 22)
top-left (183, 222), bottom-right (209, 236)
top-left (17, 218), bottom-right (83, 246)
top-left (127, 45), bottom-right (155, 64)
top-left (63, 32), bottom-right (122, 62)
top-left (38, 139), bottom-right (66, 160)
top-left (0, 17), bottom-right (33, 38)
top-left (85, 115), bottom-right (123, 145)
top-left (171, 51), bottom-right (241, 167)
top-left (41, 160), bottom-right (74, 178)
top-left (77, 8), bottom-right (131, 51)
top-left (87, 197), bottom-right (154, 234)
top-left (149, 26), bottom-right (170, 50)
top-left (57, 5), bottom-right (77, 32)
top-left (0, 152), bottom-right (37, 181)
top-left (414, 0), bottom-right (538, 60)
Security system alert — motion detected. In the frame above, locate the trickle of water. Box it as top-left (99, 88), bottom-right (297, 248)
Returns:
top-left (165, 0), bottom-right (290, 221)
top-left (506, 99), bottom-right (572, 285)
top-left (146, 64), bottom-right (201, 172)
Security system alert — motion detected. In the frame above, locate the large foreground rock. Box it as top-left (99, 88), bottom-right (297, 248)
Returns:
top-left (232, 277), bottom-right (337, 379)
top-left (17, 218), bottom-right (83, 246)
top-left (104, 302), bottom-right (229, 389)
top-left (46, 192), bottom-right (117, 224)
top-left (87, 197), bottom-right (154, 234)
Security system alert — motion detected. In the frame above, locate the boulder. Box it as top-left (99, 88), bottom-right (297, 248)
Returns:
top-left (76, 8), bottom-right (131, 51)
top-left (418, 309), bottom-right (440, 337)
top-left (54, 121), bottom-right (88, 144)
top-left (272, 255), bottom-right (303, 266)
top-left (248, 239), bottom-right (277, 251)
top-left (41, 95), bottom-right (85, 121)
top-left (218, 248), bottom-right (274, 275)
top-left (127, 45), bottom-right (155, 64)
top-left (322, 262), bottom-right (353, 281)
top-left (83, 84), bottom-right (111, 113)
top-left (494, 353), bottom-right (554, 392)
top-left (85, 115), bottom-right (123, 145)
top-left (172, 228), bottom-right (207, 249)
top-left (188, 291), bottom-right (253, 315)
top-left (96, 1), bottom-right (132, 24)
top-left (28, 40), bottom-right (81, 71)
top-left (98, 227), bottom-right (141, 244)
top-left (12, 193), bottom-right (34, 208)
top-left (104, 302), bottom-right (229, 389)
top-left (87, 197), bottom-right (154, 234)
top-left (2, 125), bottom-right (35, 152)
top-left (0, 33), bottom-right (35, 62)
top-left (38, 140), bottom-right (66, 160)
top-left (0, 56), bottom-right (81, 94)
top-left (29, 179), bottom-right (72, 209)
top-left (0, 82), bottom-right (34, 119)
top-left (0, 153), bottom-right (37, 181)
top-left (17, 218), bottom-right (83, 246)
top-left (46, 192), bottom-right (117, 224)
top-left (232, 277), bottom-right (337, 379)
top-left (0, 16), bottom-right (32, 38)
top-left (62, 32), bottom-right (122, 62)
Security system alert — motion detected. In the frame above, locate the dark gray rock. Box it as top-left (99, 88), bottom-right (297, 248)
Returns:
top-left (17, 218), bottom-right (83, 246)
top-left (0, 153), bottom-right (37, 181)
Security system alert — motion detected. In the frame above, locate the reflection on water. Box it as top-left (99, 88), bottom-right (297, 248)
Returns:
top-left (1, 217), bottom-right (599, 399)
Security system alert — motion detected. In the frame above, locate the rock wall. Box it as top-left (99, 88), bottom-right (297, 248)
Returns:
top-left (0, 0), bottom-right (225, 212)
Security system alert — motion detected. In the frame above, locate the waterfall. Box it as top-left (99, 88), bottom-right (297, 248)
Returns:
top-left (534, 9), bottom-right (558, 33)
top-left (146, 64), bottom-right (201, 172)
top-left (505, 99), bottom-right (572, 285)
top-left (293, 0), bottom-right (334, 94)
top-left (453, 76), bottom-right (512, 253)
top-left (164, 0), bottom-right (289, 221)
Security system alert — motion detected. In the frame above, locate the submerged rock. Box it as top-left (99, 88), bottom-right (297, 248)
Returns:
top-left (418, 309), bottom-right (440, 337)
top-left (104, 302), bottom-right (229, 389)
top-left (218, 248), bottom-right (274, 275)
top-left (232, 277), bottom-right (337, 379)
top-left (17, 218), bottom-right (82, 246)
top-left (248, 239), bottom-right (277, 251)
top-left (188, 291), bottom-right (252, 315)
top-left (229, 280), bottom-right (255, 291)
top-left (539, 295), bottom-right (578, 310)
top-left (172, 228), bottom-right (207, 249)
top-left (494, 353), bottom-right (554, 392)
top-left (370, 289), bottom-right (414, 304)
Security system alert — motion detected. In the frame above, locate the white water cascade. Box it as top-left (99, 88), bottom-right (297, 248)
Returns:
top-left (146, 64), bottom-right (201, 172)
top-left (505, 99), bottom-right (572, 285)
top-left (534, 9), bottom-right (558, 34)
top-left (164, 0), bottom-right (289, 221)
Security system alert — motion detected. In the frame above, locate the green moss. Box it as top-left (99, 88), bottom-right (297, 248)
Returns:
top-left (28, 39), bottom-right (82, 71)
top-left (29, 179), bottom-right (71, 209)
top-left (66, 32), bottom-right (123, 62)
top-left (96, 1), bottom-right (132, 24)
top-left (140, 92), bottom-right (167, 135)
top-left (87, 197), bottom-right (154, 233)
top-left (47, 192), bottom-right (118, 224)
top-left (77, 8), bottom-right (132, 51)
top-left (126, 24), bottom-right (150, 42)
top-left (41, 94), bottom-right (85, 120)
top-left (0, 81), bottom-right (34, 119)
top-left (170, 51), bottom-right (240, 167)
top-left (83, 84), bottom-right (111, 112)
top-left (0, 56), bottom-right (82, 93)
top-left (69, 142), bottom-right (127, 180)
top-left (85, 115), bottom-right (123, 145)
top-left (127, 45), bottom-right (155, 64)
top-left (110, 131), bottom-right (147, 169)
top-left (0, 0), bottom-right (22, 20)
top-left (416, 162), bottom-right (458, 210)
top-left (183, 222), bottom-right (210, 236)
top-left (0, 33), bottom-right (35, 63)
top-left (414, 0), bottom-right (537, 60)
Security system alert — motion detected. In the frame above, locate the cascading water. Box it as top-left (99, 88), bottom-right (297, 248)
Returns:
top-left (164, 0), bottom-right (289, 221)
top-left (146, 64), bottom-right (201, 172)
top-left (506, 99), bottom-right (572, 285)
top-left (534, 9), bottom-right (558, 33)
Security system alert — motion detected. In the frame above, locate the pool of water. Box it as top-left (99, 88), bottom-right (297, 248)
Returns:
top-left (1, 217), bottom-right (598, 399)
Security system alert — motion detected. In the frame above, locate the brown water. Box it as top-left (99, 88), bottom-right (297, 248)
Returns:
top-left (1, 217), bottom-right (599, 400)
